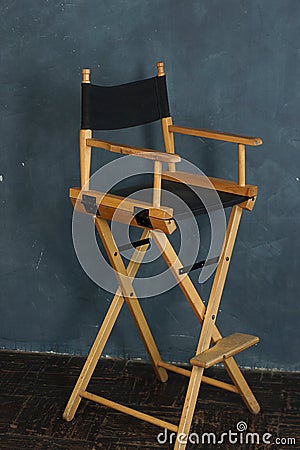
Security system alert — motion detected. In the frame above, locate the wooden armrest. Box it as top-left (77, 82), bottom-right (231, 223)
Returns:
top-left (169, 125), bottom-right (263, 146)
top-left (87, 138), bottom-right (181, 163)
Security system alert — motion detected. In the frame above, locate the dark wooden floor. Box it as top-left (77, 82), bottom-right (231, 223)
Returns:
top-left (0, 350), bottom-right (299, 449)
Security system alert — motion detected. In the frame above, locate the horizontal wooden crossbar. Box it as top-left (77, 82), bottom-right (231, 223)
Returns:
top-left (157, 361), bottom-right (238, 394)
top-left (158, 361), bottom-right (191, 378)
top-left (79, 391), bottom-right (178, 432)
top-left (190, 333), bottom-right (259, 369)
top-left (70, 188), bottom-right (176, 234)
top-left (71, 188), bottom-right (173, 218)
top-left (169, 125), bottom-right (263, 146)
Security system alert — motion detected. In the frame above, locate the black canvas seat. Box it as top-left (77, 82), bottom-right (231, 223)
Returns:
top-left (110, 174), bottom-right (249, 218)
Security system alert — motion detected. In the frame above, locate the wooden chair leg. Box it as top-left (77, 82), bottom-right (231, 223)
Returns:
top-left (95, 218), bottom-right (168, 383)
top-left (64, 207), bottom-right (259, 440)
top-left (223, 357), bottom-right (260, 414)
top-left (174, 366), bottom-right (205, 450)
top-left (63, 293), bottom-right (124, 421)
top-left (152, 206), bottom-right (260, 422)
top-left (63, 229), bottom-right (156, 421)
top-left (173, 206), bottom-right (258, 449)
top-left (195, 206), bottom-right (242, 356)
top-left (201, 206), bottom-right (259, 414)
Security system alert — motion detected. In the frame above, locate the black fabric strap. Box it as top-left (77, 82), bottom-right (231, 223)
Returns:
top-left (81, 75), bottom-right (170, 130)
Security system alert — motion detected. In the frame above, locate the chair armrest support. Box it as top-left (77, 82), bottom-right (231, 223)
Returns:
top-left (86, 138), bottom-right (181, 163)
top-left (169, 125), bottom-right (263, 146)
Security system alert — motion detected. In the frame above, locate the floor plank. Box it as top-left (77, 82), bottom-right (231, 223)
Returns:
top-left (0, 350), bottom-right (299, 449)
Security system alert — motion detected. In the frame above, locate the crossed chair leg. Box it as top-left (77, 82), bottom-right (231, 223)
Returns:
top-left (63, 206), bottom-right (260, 450)
top-left (63, 227), bottom-right (167, 423)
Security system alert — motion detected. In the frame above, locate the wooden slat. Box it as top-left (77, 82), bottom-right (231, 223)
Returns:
top-left (190, 333), bottom-right (259, 369)
top-left (80, 391), bottom-right (178, 432)
top-left (87, 138), bottom-right (181, 163)
top-left (69, 188), bottom-right (176, 235)
top-left (202, 375), bottom-right (239, 393)
top-left (70, 188), bottom-right (173, 219)
top-left (157, 361), bottom-right (238, 394)
top-left (162, 171), bottom-right (257, 197)
top-left (157, 361), bottom-right (191, 378)
top-left (169, 125), bottom-right (263, 146)
top-left (71, 198), bottom-right (176, 235)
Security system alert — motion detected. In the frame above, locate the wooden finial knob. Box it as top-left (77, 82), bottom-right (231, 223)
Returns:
top-left (82, 68), bottom-right (91, 83)
top-left (156, 61), bottom-right (165, 77)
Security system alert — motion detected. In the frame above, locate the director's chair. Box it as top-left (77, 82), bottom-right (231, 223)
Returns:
top-left (64, 62), bottom-right (262, 449)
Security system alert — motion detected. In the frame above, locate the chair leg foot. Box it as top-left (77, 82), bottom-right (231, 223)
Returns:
top-left (62, 411), bottom-right (74, 422)
top-left (224, 356), bottom-right (260, 414)
top-left (62, 393), bottom-right (88, 422)
top-left (63, 406), bottom-right (77, 422)
top-left (251, 403), bottom-right (261, 415)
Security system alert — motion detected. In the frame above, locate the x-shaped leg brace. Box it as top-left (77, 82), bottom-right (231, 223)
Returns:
top-left (64, 206), bottom-right (260, 450)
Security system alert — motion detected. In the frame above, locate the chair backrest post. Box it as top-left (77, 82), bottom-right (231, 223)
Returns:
top-left (238, 144), bottom-right (246, 186)
top-left (152, 160), bottom-right (162, 207)
top-left (80, 68), bottom-right (92, 190)
top-left (157, 62), bottom-right (176, 173)
top-left (82, 68), bottom-right (91, 84)
top-left (156, 62), bottom-right (165, 77)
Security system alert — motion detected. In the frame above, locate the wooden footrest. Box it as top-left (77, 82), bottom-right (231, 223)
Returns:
top-left (190, 333), bottom-right (259, 369)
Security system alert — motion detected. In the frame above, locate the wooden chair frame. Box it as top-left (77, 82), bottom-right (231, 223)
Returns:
top-left (63, 62), bottom-right (262, 449)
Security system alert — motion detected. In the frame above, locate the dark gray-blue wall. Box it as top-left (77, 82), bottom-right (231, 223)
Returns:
top-left (1, 0), bottom-right (299, 370)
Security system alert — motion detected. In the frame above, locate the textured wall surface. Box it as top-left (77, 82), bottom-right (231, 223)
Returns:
top-left (0, 0), bottom-right (299, 370)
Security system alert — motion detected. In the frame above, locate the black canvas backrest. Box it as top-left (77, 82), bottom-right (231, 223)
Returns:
top-left (81, 75), bottom-right (170, 130)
